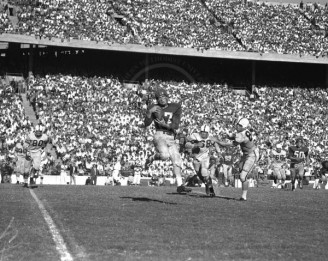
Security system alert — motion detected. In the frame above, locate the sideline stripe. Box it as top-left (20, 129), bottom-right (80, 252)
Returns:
top-left (29, 189), bottom-right (73, 261)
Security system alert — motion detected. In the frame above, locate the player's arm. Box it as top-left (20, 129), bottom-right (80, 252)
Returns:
top-left (169, 104), bottom-right (182, 130)
top-left (305, 149), bottom-right (310, 166)
top-left (144, 105), bottom-right (158, 127)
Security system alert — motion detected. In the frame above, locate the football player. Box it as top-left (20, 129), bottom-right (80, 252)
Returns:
top-left (221, 147), bottom-right (235, 187)
top-left (185, 125), bottom-right (216, 197)
top-left (13, 139), bottom-right (28, 184)
top-left (211, 118), bottom-right (259, 201)
top-left (133, 160), bottom-right (142, 186)
top-left (143, 87), bottom-right (190, 193)
top-left (288, 137), bottom-right (309, 191)
top-left (269, 144), bottom-right (287, 189)
top-left (25, 125), bottom-right (49, 186)
top-left (313, 161), bottom-right (328, 190)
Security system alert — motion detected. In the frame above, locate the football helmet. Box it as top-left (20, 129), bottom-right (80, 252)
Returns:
top-left (276, 144), bottom-right (282, 150)
top-left (236, 118), bottom-right (249, 128)
top-left (154, 87), bottom-right (168, 99)
top-left (34, 125), bottom-right (43, 138)
top-left (295, 137), bottom-right (303, 147)
top-left (200, 125), bottom-right (210, 140)
top-left (200, 125), bottom-right (210, 133)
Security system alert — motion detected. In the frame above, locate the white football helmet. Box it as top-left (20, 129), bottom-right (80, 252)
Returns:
top-left (236, 118), bottom-right (249, 128)
top-left (34, 125), bottom-right (44, 138)
top-left (200, 125), bottom-right (210, 133)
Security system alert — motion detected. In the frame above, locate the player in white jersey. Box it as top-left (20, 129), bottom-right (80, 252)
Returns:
top-left (133, 160), bottom-right (142, 185)
top-left (25, 125), bottom-right (48, 186)
top-left (185, 125), bottom-right (216, 197)
top-left (269, 144), bottom-right (287, 189)
top-left (13, 140), bottom-right (29, 184)
top-left (211, 118), bottom-right (259, 201)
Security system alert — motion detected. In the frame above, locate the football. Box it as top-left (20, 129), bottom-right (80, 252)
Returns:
top-left (153, 106), bottom-right (164, 120)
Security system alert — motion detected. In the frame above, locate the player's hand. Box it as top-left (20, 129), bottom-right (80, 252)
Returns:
top-left (155, 119), bottom-right (170, 129)
top-left (209, 136), bottom-right (219, 143)
top-left (147, 105), bottom-right (161, 116)
top-left (197, 142), bottom-right (205, 148)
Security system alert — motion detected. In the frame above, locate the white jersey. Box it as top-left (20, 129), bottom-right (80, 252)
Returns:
top-left (235, 129), bottom-right (257, 156)
top-left (26, 132), bottom-right (48, 153)
top-left (189, 133), bottom-right (213, 161)
top-left (271, 149), bottom-right (287, 167)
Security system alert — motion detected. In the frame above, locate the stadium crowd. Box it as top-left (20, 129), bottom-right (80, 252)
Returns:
top-left (1, 0), bottom-right (328, 56)
top-left (1, 73), bottom-right (327, 186)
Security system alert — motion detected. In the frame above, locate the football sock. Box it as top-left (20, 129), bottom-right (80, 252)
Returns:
top-left (40, 177), bottom-right (43, 185)
top-left (176, 177), bottom-right (183, 187)
top-left (314, 179), bottom-right (319, 188)
top-left (242, 190), bottom-right (247, 200)
top-left (241, 180), bottom-right (248, 199)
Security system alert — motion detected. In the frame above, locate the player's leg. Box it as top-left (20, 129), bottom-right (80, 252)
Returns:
top-left (30, 151), bottom-right (42, 186)
top-left (227, 166), bottom-right (233, 187)
top-left (223, 164), bottom-right (229, 187)
top-left (239, 153), bottom-right (257, 201)
top-left (145, 133), bottom-right (169, 169)
top-left (297, 164), bottom-right (305, 189)
top-left (167, 137), bottom-right (190, 193)
top-left (290, 167), bottom-right (296, 191)
top-left (272, 168), bottom-right (279, 188)
top-left (200, 158), bottom-right (215, 197)
top-left (23, 172), bottom-right (29, 188)
top-left (16, 157), bottom-right (24, 184)
top-left (280, 168), bottom-right (286, 189)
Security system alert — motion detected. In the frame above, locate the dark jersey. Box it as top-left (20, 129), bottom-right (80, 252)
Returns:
top-left (222, 153), bottom-right (234, 165)
top-left (320, 161), bottom-right (328, 176)
top-left (144, 103), bottom-right (182, 133)
top-left (120, 161), bottom-right (134, 177)
top-left (288, 146), bottom-right (309, 167)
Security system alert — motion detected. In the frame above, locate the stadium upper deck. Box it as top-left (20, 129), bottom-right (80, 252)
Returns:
top-left (0, 0), bottom-right (328, 64)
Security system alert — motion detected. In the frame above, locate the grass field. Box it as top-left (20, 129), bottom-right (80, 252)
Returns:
top-left (0, 184), bottom-right (328, 261)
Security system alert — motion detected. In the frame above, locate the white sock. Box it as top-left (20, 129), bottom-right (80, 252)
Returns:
top-left (176, 177), bottom-right (183, 187)
top-left (242, 190), bottom-right (247, 199)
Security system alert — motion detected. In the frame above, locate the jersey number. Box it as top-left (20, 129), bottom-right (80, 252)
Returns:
top-left (164, 112), bottom-right (173, 124)
top-left (275, 155), bottom-right (285, 161)
top-left (32, 140), bottom-right (44, 147)
top-left (294, 151), bottom-right (305, 159)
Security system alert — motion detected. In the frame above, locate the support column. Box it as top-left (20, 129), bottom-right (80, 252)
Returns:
top-left (145, 53), bottom-right (149, 81)
top-left (251, 60), bottom-right (256, 93)
top-left (28, 44), bottom-right (34, 78)
top-left (326, 64), bottom-right (328, 89)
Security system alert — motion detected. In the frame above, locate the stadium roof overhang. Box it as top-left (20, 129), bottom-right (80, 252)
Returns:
top-left (1, 33), bottom-right (328, 65)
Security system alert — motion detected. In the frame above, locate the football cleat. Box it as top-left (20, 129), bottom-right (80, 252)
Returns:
top-left (177, 185), bottom-right (192, 194)
top-left (239, 197), bottom-right (247, 201)
top-left (23, 183), bottom-right (29, 188)
top-left (209, 187), bottom-right (215, 197)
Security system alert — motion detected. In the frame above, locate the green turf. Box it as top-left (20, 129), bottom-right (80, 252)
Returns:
top-left (1, 184), bottom-right (328, 261)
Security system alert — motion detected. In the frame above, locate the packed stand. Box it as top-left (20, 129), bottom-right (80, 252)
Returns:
top-left (1, 0), bottom-right (328, 57)
top-left (0, 83), bottom-right (33, 183)
top-left (0, 3), bottom-right (14, 34)
top-left (24, 75), bottom-right (328, 186)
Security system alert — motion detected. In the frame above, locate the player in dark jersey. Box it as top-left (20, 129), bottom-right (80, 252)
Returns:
top-left (143, 87), bottom-right (190, 194)
top-left (221, 147), bottom-right (235, 187)
top-left (313, 160), bottom-right (328, 190)
top-left (288, 137), bottom-right (310, 191)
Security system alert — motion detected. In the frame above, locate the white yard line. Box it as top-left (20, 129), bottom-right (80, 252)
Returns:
top-left (29, 189), bottom-right (73, 261)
